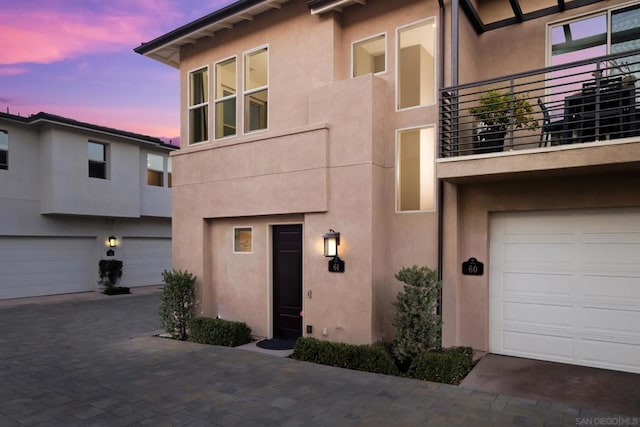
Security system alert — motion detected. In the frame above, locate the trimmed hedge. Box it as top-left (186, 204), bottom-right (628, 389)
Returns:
top-left (188, 317), bottom-right (252, 347)
top-left (407, 346), bottom-right (473, 384)
top-left (291, 337), bottom-right (399, 376)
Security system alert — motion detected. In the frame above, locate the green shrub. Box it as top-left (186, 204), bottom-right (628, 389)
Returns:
top-left (159, 269), bottom-right (196, 340)
top-left (392, 265), bottom-right (442, 365)
top-left (407, 347), bottom-right (473, 385)
top-left (98, 260), bottom-right (123, 288)
top-left (188, 317), bottom-right (252, 347)
top-left (291, 337), bottom-right (399, 376)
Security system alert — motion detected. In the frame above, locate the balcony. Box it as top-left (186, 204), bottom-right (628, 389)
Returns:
top-left (438, 50), bottom-right (640, 181)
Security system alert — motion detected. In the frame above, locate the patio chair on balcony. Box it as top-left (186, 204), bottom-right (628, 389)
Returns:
top-left (537, 98), bottom-right (565, 147)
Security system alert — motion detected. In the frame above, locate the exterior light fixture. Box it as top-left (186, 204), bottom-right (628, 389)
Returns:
top-left (323, 229), bottom-right (344, 273)
top-left (108, 235), bottom-right (118, 248)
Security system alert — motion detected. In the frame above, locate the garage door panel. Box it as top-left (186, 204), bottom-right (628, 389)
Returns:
top-left (0, 237), bottom-right (94, 299)
top-left (502, 272), bottom-right (573, 295)
top-left (120, 237), bottom-right (171, 288)
top-left (490, 208), bottom-right (640, 373)
top-left (502, 331), bottom-right (574, 360)
top-left (503, 301), bottom-right (572, 327)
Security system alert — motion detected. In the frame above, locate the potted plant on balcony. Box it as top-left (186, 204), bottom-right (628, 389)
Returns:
top-left (468, 90), bottom-right (537, 153)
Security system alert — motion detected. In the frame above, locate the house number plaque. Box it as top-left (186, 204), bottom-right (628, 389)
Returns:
top-left (328, 257), bottom-right (345, 273)
top-left (462, 257), bottom-right (484, 276)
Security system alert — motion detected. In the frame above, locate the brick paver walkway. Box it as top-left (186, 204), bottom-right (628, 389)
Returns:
top-left (0, 290), bottom-right (629, 426)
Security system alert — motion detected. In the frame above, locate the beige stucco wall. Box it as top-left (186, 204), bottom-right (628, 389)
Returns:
top-left (171, 0), bottom-right (444, 344)
top-left (442, 170), bottom-right (640, 349)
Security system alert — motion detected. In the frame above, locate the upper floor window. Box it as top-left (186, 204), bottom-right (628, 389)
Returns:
top-left (549, 3), bottom-right (640, 96)
top-left (352, 34), bottom-right (386, 77)
top-left (167, 157), bottom-right (172, 188)
top-left (397, 18), bottom-right (437, 110)
top-left (396, 126), bottom-right (435, 212)
top-left (147, 153), bottom-right (164, 187)
top-left (189, 66), bottom-right (209, 144)
top-left (244, 47), bottom-right (268, 133)
top-left (88, 141), bottom-right (107, 179)
top-left (215, 57), bottom-right (237, 139)
top-left (0, 130), bottom-right (7, 170)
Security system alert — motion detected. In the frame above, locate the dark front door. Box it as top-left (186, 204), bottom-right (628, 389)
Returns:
top-left (272, 224), bottom-right (302, 341)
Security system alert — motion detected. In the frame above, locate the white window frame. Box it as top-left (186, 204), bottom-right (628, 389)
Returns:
top-left (395, 124), bottom-right (437, 213)
top-left (233, 226), bottom-right (254, 254)
top-left (188, 65), bottom-right (210, 145)
top-left (88, 141), bottom-right (108, 180)
top-left (214, 55), bottom-right (238, 141)
top-left (242, 45), bottom-right (269, 135)
top-left (0, 129), bottom-right (7, 170)
top-left (351, 32), bottom-right (387, 78)
top-left (395, 17), bottom-right (438, 112)
top-left (146, 152), bottom-right (166, 187)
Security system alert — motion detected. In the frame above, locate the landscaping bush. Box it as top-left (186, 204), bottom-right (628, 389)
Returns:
top-left (291, 337), bottom-right (399, 376)
top-left (392, 265), bottom-right (442, 365)
top-left (188, 317), bottom-right (252, 347)
top-left (407, 347), bottom-right (473, 385)
top-left (98, 259), bottom-right (123, 288)
top-left (159, 269), bottom-right (196, 340)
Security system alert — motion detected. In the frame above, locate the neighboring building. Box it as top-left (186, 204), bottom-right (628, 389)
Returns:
top-left (136, 0), bottom-right (640, 374)
top-left (0, 112), bottom-right (175, 299)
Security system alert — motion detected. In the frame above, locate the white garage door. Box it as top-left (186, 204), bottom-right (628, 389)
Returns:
top-left (490, 208), bottom-right (640, 373)
top-left (0, 237), bottom-right (95, 299)
top-left (120, 237), bottom-right (171, 287)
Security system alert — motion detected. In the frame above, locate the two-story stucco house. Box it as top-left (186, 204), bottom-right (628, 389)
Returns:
top-left (0, 112), bottom-right (175, 299)
top-left (136, 0), bottom-right (640, 374)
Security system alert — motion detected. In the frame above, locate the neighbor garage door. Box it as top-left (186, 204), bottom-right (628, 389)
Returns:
top-left (0, 237), bottom-right (95, 299)
top-left (120, 237), bottom-right (171, 287)
top-left (490, 208), bottom-right (640, 373)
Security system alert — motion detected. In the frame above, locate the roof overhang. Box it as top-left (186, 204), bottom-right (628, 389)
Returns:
top-left (461, 0), bottom-right (606, 34)
top-left (307, 0), bottom-right (366, 15)
top-left (134, 0), bottom-right (291, 68)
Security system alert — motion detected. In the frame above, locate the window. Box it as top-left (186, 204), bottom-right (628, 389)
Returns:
top-left (234, 227), bottom-right (253, 253)
top-left (0, 130), bottom-right (7, 170)
top-left (147, 153), bottom-right (164, 186)
top-left (353, 34), bottom-right (386, 77)
top-left (396, 126), bottom-right (435, 212)
top-left (189, 67), bottom-right (209, 144)
top-left (215, 57), bottom-right (237, 139)
top-left (167, 157), bottom-right (172, 188)
top-left (244, 47), bottom-right (268, 133)
top-left (88, 141), bottom-right (107, 179)
top-left (397, 18), bottom-right (436, 109)
top-left (549, 4), bottom-right (640, 95)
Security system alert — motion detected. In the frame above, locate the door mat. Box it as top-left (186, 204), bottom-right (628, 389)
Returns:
top-left (256, 339), bottom-right (295, 350)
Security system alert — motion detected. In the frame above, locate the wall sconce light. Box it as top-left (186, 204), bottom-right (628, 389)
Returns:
top-left (323, 229), bottom-right (345, 273)
top-left (108, 235), bottom-right (118, 248)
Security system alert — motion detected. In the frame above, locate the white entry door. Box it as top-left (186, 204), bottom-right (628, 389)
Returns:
top-left (490, 208), bottom-right (640, 373)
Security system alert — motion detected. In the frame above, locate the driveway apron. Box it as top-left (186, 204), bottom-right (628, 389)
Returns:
top-left (0, 291), bottom-right (636, 426)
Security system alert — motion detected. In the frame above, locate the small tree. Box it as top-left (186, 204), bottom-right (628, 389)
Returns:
top-left (159, 269), bottom-right (196, 340)
top-left (392, 265), bottom-right (442, 365)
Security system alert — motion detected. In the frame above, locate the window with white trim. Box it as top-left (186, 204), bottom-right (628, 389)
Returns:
top-left (0, 130), bottom-right (7, 170)
top-left (397, 18), bottom-right (436, 109)
top-left (396, 126), bottom-right (435, 212)
top-left (189, 67), bottom-right (209, 144)
top-left (147, 153), bottom-right (164, 187)
top-left (244, 47), bottom-right (268, 133)
top-left (88, 141), bottom-right (107, 179)
top-left (167, 157), bottom-right (172, 188)
top-left (353, 34), bottom-right (386, 77)
top-left (215, 57), bottom-right (237, 139)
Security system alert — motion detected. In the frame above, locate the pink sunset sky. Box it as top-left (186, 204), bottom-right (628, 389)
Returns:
top-left (0, 0), bottom-right (237, 144)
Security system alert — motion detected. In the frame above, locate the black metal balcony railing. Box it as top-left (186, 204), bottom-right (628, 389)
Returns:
top-left (439, 49), bottom-right (640, 158)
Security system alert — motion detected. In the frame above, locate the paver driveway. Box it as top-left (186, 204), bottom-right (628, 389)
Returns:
top-left (0, 290), bottom-right (631, 426)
